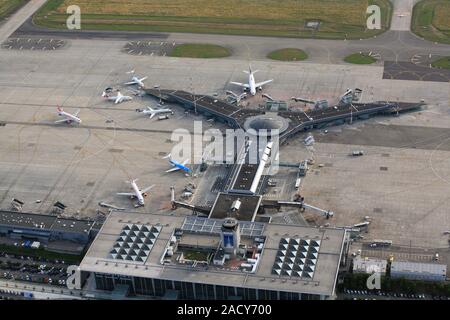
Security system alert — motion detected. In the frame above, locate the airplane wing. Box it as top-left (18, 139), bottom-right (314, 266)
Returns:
top-left (230, 81), bottom-right (250, 89)
top-left (149, 113), bottom-right (155, 119)
top-left (115, 96), bottom-right (121, 104)
top-left (124, 80), bottom-right (137, 85)
top-left (140, 76), bottom-right (148, 81)
top-left (181, 159), bottom-right (189, 166)
top-left (166, 167), bottom-right (181, 173)
top-left (55, 118), bottom-right (68, 124)
top-left (73, 109), bottom-right (81, 117)
top-left (255, 79), bottom-right (273, 87)
top-left (140, 185), bottom-right (155, 194)
top-left (116, 192), bottom-right (135, 196)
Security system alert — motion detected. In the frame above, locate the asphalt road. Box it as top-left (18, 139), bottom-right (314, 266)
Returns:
top-left (11, 21), bottom-right (450, 67)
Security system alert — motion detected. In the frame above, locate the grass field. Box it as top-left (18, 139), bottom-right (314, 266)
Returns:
top-left (183, 250), bottom-right (210, 261)
top-left (0, 0), bottom-right (27, 21)
top-left (411, 0), bottom-right (450, 44)
top-left (169, 43), bottom-right (231, 58)
top-left (432, 56), bottom-right (450, 69)
top-left (34, 0), bottom-right (392, 39)
top-left (267, 48), bottom-right (308, 61)
top-left (344, 53), bottom-right (377, 64)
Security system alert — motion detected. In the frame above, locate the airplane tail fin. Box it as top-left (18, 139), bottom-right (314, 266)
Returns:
top-left (57, 106), bottom-right (63, 112)
top-left (162, 153), bottom-right (171, 159)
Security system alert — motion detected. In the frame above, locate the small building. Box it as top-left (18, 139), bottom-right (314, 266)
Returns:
top-left (390, 261), bottom-right (447, 282)
top-left (353, 257), bottom-right (387, 275)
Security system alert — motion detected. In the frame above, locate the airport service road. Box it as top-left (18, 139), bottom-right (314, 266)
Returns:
top-left (390, 0), bottom-right (418, 31)
top-left (13, 21), bottom-right (450, 66)
top-left (0, 0), bottom-right (47, 44)
top-left (0, 38), bottom-right (449, 247)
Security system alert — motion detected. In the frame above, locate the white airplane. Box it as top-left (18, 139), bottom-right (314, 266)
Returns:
top-left (139, 105), bottom-right (173, 119)
top-left (230, 65), bottom-right (273, 96)
top-left (124, 74), bottom-right (148, 88)
top-left (163, 154), bottom-right (191, 174)
top-left (55, 107), bottom-right (81, 124)
top-left (116, 179), bottom-right (154, 206)
top-left (103, 91), bottom-right (132, 104)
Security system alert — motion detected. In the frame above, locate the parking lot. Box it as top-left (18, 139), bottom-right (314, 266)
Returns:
top-left (0, 251), bottom-right (70, 287)
top-left (340, 288), bottom-right (430, 300)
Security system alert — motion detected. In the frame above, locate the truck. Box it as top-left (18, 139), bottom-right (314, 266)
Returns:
top-left (158, 115), bottom-right (170, 121)
top-left (298, 160), bottom-right (308, 176)
top-left (369, 239), bottom-right (392, 248)
top-left (351, 150), bottom-right (364, 157)
top-left (295, 178), bottom-right (301, 189)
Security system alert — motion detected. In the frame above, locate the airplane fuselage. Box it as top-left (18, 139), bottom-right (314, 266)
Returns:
top-left (58, 111), bottom-right (81, 124)
top-left (143, 108), bottom-right (173, 117)
top-left (131, 76), bottom-right (144, 87)
top-left (249, 73), bottom-right (257, 96)
top-left (170, 160), bottom-right (192, 173)
top-left (131, 181), bottom-right (145, 205)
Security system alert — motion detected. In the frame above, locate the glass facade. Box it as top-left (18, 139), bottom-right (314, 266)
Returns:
top-left (94, 272), bottom-right (324, 300)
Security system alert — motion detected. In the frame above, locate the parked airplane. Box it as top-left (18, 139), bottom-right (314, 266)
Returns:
top-left (55, 107), bottom-right (81, 124)
top-left (103, 91), bottom-right (132, 104)
top-left (163, 154), bottom-right (192, 174)
top-left (116, 179), bottom-right (154, 206)
top-left (230, 65), bottom-right (273, 96)
top-left (125, 73), bottom-right (148, 88)
top-left (139, 105), bottom-right (174, 119)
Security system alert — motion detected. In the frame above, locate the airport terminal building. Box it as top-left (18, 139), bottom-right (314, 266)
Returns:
top-left (0, 210), bottom-right (95, 244)
top-left (80, 211), bottom-right (348, 300)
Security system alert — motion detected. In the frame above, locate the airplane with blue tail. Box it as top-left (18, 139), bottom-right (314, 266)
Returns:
top-left (163, 154), bottom-right (192, 174)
